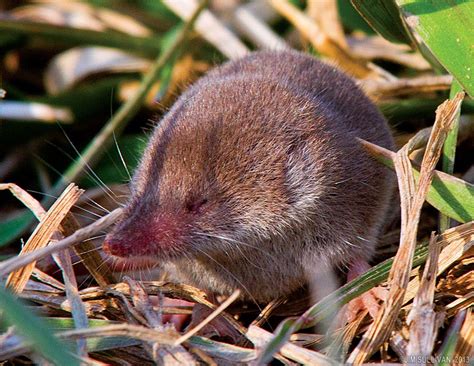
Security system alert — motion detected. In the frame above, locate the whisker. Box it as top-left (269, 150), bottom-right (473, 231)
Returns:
top-left (27, 189), bottom-right (106, 220)
top-left (81, 199), bottom-right (111, 215)
top-left (43, 140), bottom-right (111, 199)
top-left (213, 238), bottom-right (267, 272)
top-left (54, 125), bottom-right (121, 205)
top-left (26, 172), bottom-right (111, 215)
top-left (34, 152), bottom-right (117, 208)
top-left (195, 232), bottom-right (277, 261)
top-left (114, 132), bottom-right (132, 182)
top-left (83, 234), bottom-right (107, 242)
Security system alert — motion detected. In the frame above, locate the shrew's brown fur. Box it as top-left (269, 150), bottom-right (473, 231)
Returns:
top-left (103, 50), bottom-right (395, 302)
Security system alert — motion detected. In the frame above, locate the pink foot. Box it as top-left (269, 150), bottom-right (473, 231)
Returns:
top-left (345, 286), bottom-right (388, 323)
top-left (150, 296), bottom-right (194, 330)
top-left (343, 258), bottom-right (388, 323)
top-left (185, 302), bottom-right (242, 342)
top-left (151, 297), bottom-right (241, 342)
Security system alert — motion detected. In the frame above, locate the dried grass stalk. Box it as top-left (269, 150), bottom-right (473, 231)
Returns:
top-left (247, 325), bottom-right (337, 365)
top-left (0, 208), bottom-right (123, 278)
top-left (348, 92), bottom-right (465, 364)
top-left (52, 248), bottom-right (89, 357)
top-left (269, 0), bottom-right (383, 79)
top-left (361, 74), bottom-right (452, 100)
top-left (404, 221), bottom-right (474, 304)
top-left (123, 278), bottom-right (197, 365)
top-left (0, 183), bottom-right (46, 220)
top-left (175, 289), bottom-right (240, 346)
top-left (163, 0), bottom-right (249, 59)
top-left (0, 324), bottom-right (178, 360)
top-left (306, 0), bottom-right (347, 49)
top-left (348, 35), bottom-right (431, 70)
top-left (232, 4), bottom-right (288, 50)
top-left (73, 236), bottom-right (116, 287)
top-left (406, 233), bottom-right (440, 364)
top-left (5, 184), bottom-right (83, 293)
top-left (452, 308), bottom-right (473, 364)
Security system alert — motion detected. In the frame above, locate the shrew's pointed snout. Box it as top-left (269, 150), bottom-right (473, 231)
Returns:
top-left (102, 234), bottom-right (130, 258)
top-left (102, 215), bottom-right (149, 258)
top-left (102, 211), bottom-right (190, 259)
top-left (102, 232), bottom-right (157, 271)
top-left (102, 223), bottom-right (155, 258)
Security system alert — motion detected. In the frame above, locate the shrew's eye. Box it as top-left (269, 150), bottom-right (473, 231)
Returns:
top-left (185, 198), bottom-right (208, 214)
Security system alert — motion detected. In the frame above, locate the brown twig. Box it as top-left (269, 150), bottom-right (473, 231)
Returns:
top-left (361, 74), bottom-right (452, 99)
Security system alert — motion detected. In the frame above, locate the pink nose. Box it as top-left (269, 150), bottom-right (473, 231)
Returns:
top-left (102, 212), bottom-right (187, 259)
top-left (102, 236), bottom-right (129, 257)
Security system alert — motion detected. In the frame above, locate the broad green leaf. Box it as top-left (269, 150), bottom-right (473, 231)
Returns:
top-left (0, 288), bottom-right (79, 366)
top-left (0, 212), bottom-right (34, 248)
top-left (350, 0), bottom-right (412, 44)
top-left (423, 170), bottom-right (474, 224)
top-left (362, 141), bottom-right (474, 223)
top-left (396, 0), bottom-right (474, 96)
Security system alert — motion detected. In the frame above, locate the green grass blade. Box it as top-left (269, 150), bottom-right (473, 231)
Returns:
top-left (0, 287), bottom-right (79, 365)
top-left (379, 97), bottom-right (474, 122)
top-left (439, 81), bottom-right (464, 231)
top-left (435, 310), bottom-right (466, 366)
top-left (338, 0), bottom-right (374, 34)
top-left (188, 336), bottom-right (256, 362)
top-left (44, 318), bottom-right (141, 352)
top-left (80, 135), bottom-right (146, 187)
